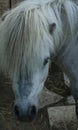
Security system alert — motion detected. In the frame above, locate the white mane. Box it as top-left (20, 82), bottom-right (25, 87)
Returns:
top-left (0, 0), bottom-right (78, 76)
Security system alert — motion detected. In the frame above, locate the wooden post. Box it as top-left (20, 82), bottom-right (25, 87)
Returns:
top-left (0, 0), bottom-right (10, 16)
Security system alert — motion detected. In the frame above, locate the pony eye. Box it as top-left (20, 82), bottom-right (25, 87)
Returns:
top-left (43, 58), bottom-right (50, 66)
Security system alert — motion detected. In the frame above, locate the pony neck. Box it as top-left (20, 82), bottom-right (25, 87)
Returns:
top-left (54, 31), bottom-right (78, 80)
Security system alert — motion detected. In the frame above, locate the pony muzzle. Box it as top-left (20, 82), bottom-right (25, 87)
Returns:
top-left (14, 101), bottom-right (38, 122)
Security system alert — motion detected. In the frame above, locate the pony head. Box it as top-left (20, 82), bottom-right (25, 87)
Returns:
top-left (0, 0), bottom-right (77, 121)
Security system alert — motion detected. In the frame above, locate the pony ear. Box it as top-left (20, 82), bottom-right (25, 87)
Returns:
top-left (49, 23), bottom-right (56, 34)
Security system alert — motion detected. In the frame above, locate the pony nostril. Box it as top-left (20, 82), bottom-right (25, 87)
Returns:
top-left (14, 105), bottom-right (20, 117)
top-left (30, 105), bottom-right (37, 117)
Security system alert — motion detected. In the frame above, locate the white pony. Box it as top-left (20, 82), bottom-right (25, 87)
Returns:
top-left (0, 0), bottom-right (78, 121)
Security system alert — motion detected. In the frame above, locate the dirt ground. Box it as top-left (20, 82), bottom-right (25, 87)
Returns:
top-left (0, 63), bottom-right (76, 130)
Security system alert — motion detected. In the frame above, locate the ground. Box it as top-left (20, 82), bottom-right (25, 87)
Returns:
top-left (0, 63), bottom-right (78, 130)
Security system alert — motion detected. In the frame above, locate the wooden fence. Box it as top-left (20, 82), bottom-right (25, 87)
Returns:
top-left (0, 0), bottom-right (22, 16)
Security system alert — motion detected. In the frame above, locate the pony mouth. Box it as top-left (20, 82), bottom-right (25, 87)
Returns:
top-left (16, 114), bottom-right (36, 122)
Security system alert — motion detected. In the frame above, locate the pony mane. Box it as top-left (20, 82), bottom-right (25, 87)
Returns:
top-left (0, 0), bottom-right (78, 76)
